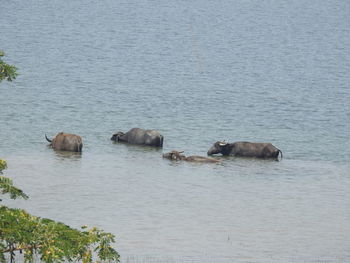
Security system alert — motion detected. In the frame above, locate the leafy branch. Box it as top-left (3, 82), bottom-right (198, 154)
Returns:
top-left (0, 51), bottom-right (18, 82)
top-left (0, 160), bottom-right (28, 201)
top-left (0, 176), bottom-right (29, 201)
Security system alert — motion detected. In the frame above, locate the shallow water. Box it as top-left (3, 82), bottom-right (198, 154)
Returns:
top-left (1, 0), bottom-right (350, 262)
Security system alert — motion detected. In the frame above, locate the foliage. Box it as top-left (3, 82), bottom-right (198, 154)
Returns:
top-left (0, 161), bottom-right (28, 201)
top-left (0, 159), bottom-right (7, 172)
top-left (0, 159), bottom-right (120, 263)
top-left (0, 160), bottom-right (7, 171)
top-left (0, 176), bottom-right (29, 201)
top-left (0, 207), bottom-right (120, 263)
top-left (0, 51), bottom-right (18, 82)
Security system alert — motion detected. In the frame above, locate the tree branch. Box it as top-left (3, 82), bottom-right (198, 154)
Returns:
top-left (1, 244), bottom-right (42, 254)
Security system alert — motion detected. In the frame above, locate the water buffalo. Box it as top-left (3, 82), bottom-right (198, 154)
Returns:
top-left (111, 128), bottom-right (163, 147)
top-left (45, 132), bottom-right (83, 152)
top-left (207, 141), bottom-right (282, 159)
top-left (163, 150), bottom-right (220, 163)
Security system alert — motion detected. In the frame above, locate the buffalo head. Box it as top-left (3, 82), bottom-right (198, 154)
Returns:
top-left (162, 150), bottom-right (185, 161)
top-left (207, 141), bottom-right (230, 155)
top-left (111, 132), bottom-right (125, 141)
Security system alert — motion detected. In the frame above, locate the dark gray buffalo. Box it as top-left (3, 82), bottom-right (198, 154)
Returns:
top-left (163, 150), bottom-right (220, 163)
top-left (111, 128), bottom-right (163, 147)
top-left (207, 141), bottom-right (282, 159)
top-left (45, 132), bottom-right (83, 152)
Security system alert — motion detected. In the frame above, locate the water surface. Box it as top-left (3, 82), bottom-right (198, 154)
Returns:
top-left (1, 0), bottom-right (350, 262)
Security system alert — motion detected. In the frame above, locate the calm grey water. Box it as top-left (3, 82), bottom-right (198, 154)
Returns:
top-left (1, 0), bottom-right (350, 262)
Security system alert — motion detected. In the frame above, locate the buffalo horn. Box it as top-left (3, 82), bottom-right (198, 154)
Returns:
top-left (45, 134), bottom-right (52, 143)
top-left (219, 141), bottom-right (227, 146)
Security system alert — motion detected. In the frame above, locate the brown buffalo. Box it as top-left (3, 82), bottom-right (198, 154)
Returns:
top-left (45, 132), bottom-right (83, 152)
top-left (207, 141), bottom-right (282, 159)
top-left (163, 150), bottom-right (220, 163)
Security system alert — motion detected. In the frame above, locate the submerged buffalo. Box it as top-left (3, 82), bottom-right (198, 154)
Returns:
top-left (45, 132), bottom-right (83, 152)
top-left (207, 141), bottom-right (282, 159)
top-left (111, 128), bottom-right (163, 147)
top-left (163, 150), bottom-right (220, 163)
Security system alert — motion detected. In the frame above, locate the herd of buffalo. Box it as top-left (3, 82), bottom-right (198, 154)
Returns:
top-left (45, 127), bottom-right (283, 163)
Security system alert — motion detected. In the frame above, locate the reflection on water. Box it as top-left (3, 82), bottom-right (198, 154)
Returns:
top-left (112, 141), bottom-right (164, 154)
top-left (53, 149), bottom-right (82, 161)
